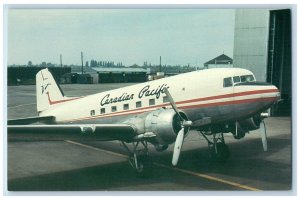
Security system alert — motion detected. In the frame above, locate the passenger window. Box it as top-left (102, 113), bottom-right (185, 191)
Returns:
top-left (111, 106), bottom-right (117, 112)
top-left (100, 108), bottom-right (105, 114)
top-left (233, 76), bottom-right (241, 83)
top-left (90, 110), bottom-right (95, 116)
top-left (149, 99), bottom-right (155, 106)
top-left (163, 96), bottom-right (169, 103)
top-left (223, 77), bottom-right (233, 87)
top-left (136, 101), bottom-right (142, 108)
top-left (123, 104), bottom-right (129, 110)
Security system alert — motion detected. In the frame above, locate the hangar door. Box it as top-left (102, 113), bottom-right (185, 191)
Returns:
top-left (267, 9), bottom-right (292, 116)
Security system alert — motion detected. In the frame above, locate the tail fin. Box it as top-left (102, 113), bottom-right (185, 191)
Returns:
top-left (36, 68), bottom-right (64, 113)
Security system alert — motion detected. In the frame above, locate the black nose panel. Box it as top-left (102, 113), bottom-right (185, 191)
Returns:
top-left (234, 82), bottom-right (272, 86)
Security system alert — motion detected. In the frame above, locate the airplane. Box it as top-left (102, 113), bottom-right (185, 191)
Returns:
top-left (8, 67), bottom-right (280, 175)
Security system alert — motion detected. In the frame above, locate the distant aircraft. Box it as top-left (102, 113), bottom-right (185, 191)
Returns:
top-left (8, 68), bottom-right (280, 175)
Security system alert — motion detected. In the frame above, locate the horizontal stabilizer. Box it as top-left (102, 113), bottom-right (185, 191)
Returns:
top-left (7, 116), bottom-right (55, 125)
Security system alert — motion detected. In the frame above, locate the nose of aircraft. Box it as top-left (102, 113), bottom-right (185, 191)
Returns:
top-left (263, 84), bottom-right (281, 103)
top-left (235, 81), bottom-right (281, 105)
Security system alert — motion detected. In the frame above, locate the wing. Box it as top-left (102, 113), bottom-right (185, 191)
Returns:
top-left (7, 124), bottom-right (137, 141)
top-left (8, 116), bottom-right (56, 125)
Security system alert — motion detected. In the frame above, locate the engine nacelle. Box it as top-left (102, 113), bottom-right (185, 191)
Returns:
top-left (144, 108), bottom-right (184, 146)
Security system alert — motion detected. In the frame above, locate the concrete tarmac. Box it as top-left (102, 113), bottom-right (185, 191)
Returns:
top-left (6, 84), bottom-right (292, 192)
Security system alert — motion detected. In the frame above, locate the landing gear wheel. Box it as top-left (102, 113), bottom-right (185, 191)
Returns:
top-left (121, 141), bottom-right (153, 177)
top-left (210, 142), bottom-right (230, 163)
top-left (134, 155), bottom-right (153, 177)
top-left (233, 131), bottom-right (246, 139)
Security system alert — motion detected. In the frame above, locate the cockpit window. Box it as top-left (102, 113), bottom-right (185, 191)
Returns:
top-left (241, 75), bottom-right (255, 82)
top-left (223, 77), bottom-right (233, 87)
top-left (233, 76), bottom-right (241, 83)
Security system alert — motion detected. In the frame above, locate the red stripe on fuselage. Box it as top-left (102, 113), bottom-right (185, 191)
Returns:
top-left (46, 92), bottom-right (82, 105)
top-left (60, 96), bottom-right (278, 123)
top-left (178, 96), bottom-right (277, 110)
top-left (49, 88), bottom-right (278, 107)
top-left (175, 89), bottom-right (278, 105)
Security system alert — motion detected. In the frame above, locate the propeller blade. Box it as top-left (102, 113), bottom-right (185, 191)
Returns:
top-left (163, 88), bottom-right (192, 166)
top-left (260, 120), bottom-right (268, 151)
top-left (172, 128), bottom-right (185, 166)
top-left (163, 88), bottom-right (185, 121)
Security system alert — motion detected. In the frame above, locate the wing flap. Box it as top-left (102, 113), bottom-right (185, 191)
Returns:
top-left (8, 124), bottom-right (137, 141)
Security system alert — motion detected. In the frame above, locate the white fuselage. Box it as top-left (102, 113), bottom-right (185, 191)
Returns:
top-left (40, 68), bottom-right (280, 125)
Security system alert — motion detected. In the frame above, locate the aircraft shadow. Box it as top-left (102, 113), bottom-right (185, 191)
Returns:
top-left (168, 137), bottom-right (292, 190)
top-left (8, 137), bottom-right (291, 191)
top-left (8, 160), bottom-right (236, 191)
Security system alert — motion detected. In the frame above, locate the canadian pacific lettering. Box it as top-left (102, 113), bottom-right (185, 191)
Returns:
top-left (100, 84), bottom-right (169, 106)
top-left (138, 84), bottom-right (169, 99)
top-left (101, 93), bottom-right (134, 106)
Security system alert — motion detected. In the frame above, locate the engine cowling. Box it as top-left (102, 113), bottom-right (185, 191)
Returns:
top-left (144, 108), bottom-right (185, 146)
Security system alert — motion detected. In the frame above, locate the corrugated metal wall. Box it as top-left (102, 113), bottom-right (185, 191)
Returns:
top-left (233, 9), bottom-right (292, 116)
top-left (233, 9), bottom-right (270, 82)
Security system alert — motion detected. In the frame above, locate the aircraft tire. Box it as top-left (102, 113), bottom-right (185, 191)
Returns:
top-left (210, 142), bottom-right (230, 163)
top-left (135, 155), bottom-right (153, 178)
top-left (233, 131), bottom-right (246, 139)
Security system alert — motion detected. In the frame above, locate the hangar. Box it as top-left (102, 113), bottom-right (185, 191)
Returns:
top-left (92, 67), bottom-right (150, 83)
top-left (203, 54), bottom-right (233, 68)
top-left (7, 67), bottom-right (71, 85)
top-left (233, 9), bottom-right (292, 116)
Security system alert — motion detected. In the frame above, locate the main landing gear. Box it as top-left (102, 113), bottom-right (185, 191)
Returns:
top-left (121, 141), bottom-right (153, 177)
top-left (199, 131), bottom-right (230, 162)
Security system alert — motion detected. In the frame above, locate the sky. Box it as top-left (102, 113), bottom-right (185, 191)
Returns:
top-left (7, 9), bottom-right (235, 67)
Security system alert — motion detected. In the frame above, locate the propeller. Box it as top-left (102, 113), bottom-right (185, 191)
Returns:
top-left (163, 88), bottom-right (192, 166)
top-left (172, 127), bottom-right (185, 165)
top-left (260, 120), bottom-right (268, 151)
top-left (163, 87), bottom-right (185, 121)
